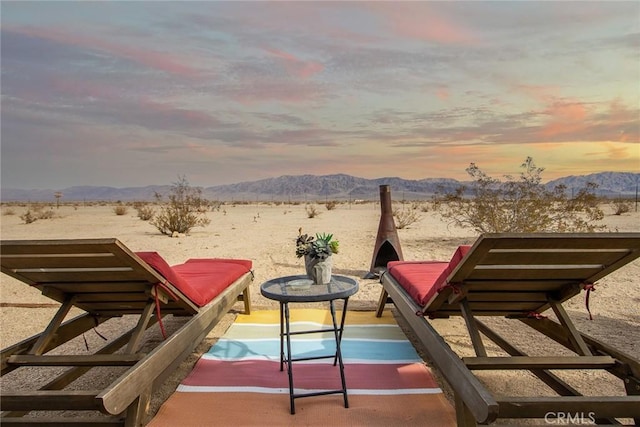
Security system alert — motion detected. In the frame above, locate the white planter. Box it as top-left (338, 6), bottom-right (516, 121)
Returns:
top-left (304, 254), bottom-right (332, 285)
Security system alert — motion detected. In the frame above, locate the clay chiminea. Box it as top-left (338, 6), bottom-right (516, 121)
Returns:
top-left (364, 185), bottom-right (403, 278)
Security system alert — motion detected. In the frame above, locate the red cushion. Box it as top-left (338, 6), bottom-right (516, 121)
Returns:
top-left (184, 258), bottom-right (252, 270)
top-left (173, 259), bottom-right (252, 307)
top-left (136, 251), bottom-right (194, 293)
top-left (433, 245), bottom-right (471, 289)
top-left (136, 252), bottom-right (252, 307)
top-left (387, 261), bottom-right (449, 306)
top-left (387, 245), bottom-right (471, 306)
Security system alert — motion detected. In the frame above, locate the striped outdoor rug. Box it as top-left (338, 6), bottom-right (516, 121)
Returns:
top-left (149, 309), bottom-right (455, 426)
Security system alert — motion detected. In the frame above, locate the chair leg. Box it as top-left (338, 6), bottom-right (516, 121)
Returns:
top-left (242, 287), bottom-right (251, 314)
top-left (455, 392), bottom-right (477, 426)
top-left (375, 289), bottom-right (388, 318)
top-left (124, 386), bottom-right (151, 427)
top-left (624, 376), bottom-right (640, 425)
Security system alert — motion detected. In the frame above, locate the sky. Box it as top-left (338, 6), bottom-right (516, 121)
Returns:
top-left (1, 1), bottom-right (639, 190)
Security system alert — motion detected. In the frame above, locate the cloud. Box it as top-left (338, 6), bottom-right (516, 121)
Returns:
top-left (263, 47), bottom-right (324, 79)
top-left (4, 26), bottom-right (200, 77)
top-left (367, 2), bottom-right (481, 45)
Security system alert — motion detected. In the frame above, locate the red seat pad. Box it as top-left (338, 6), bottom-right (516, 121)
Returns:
top-left (386, 246), bottom-right (471, 307)
top-left (387, 261), bottom-right (450, 307)
top-left (136, 252), bottom-right (252, 307)
top-left (172, 260), bottom-right (251, 307)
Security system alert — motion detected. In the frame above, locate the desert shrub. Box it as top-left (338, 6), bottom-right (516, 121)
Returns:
top-left (3, 208), bottom-right (16, 216)
top-left (20, 206), bottom-right (55, 223)
top-left (37, 209), bottom-right (55, 219)
top-left (133, 202), bottom-right (155, 220)
top-left (306, 204), bottom-right (320, 218)
top-left (432, 157), bottom-right (605, 233)
top-left (393, 207), bottom-right (422, 229)
top-left (325, 201), bottom-right (338, 210)
top-left (20, 210), bottom-right (37, 224)
top-left (151, 176), bottom-right (211, 236)
top-left (610, 198), bottom-right (631, 215)
top-left (113, 205), bottom-right (128, 216)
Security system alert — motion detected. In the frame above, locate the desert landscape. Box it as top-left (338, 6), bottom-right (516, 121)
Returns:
top-left (1, 200), bottom-right (639, 424)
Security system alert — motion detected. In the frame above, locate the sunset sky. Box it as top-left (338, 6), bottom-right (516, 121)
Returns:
top-left (1, 1), bottom-right (638, 190)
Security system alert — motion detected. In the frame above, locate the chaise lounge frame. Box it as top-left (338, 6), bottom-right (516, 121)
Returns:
top-left (377, 233), bottom-right (640, 426)
top-left (0, 238), bottom-right (252, 426)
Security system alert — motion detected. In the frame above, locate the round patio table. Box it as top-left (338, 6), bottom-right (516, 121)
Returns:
top-left (260, 275), bottom-right (359, 414)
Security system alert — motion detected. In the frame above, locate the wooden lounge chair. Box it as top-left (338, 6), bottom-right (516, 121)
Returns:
top-left (376, 233), bottom-right (640, 426)
top-left (0, 238), bottom-right (253, 426)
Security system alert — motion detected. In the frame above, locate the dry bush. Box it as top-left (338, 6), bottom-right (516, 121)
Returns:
top-left (133, 202), bottom-right (155, 220)
top-left (306, 204), bottom-right (320, 218)
top-left (19, 205), bottom-right (55, 224)
top-left (151, 176), bottom-right (211, 236)
top-left (610, 198), bottom-right (631, 216)
top-left (393, 207), bottom-right (422, 229)
top-left (20, 210), bottom-right (38, 224)
top-left (113, 205), bottom-right (128, 216)
top-left (3, 208), bottom-right (16, 216)
top-left (433, 157), bottom-right (605, 233)
top-left (325, 201), bottom-right (338, 210)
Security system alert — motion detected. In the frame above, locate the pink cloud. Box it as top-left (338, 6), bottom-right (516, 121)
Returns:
top-left (230, 81), bottom-right (323, 105)
top-left (538, 100), bottom-right (589, 139)
top-left (436, 86), bottom-right (450, 101)
top-left (9, 26), bottom-right (199, 77)
top-left (264, 48), bottom-right (324, 79)
top-left (49, 76), bottom-right (118, 100)
top-left (368, 3), bottom-right (480, 45)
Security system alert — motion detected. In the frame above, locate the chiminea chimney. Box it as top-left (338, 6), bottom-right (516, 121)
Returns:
top-left (364, 185), bottom-right (403, 278)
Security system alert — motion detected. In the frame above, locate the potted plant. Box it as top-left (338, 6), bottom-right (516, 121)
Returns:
top-left (296, 228), bottom-right (339, 284)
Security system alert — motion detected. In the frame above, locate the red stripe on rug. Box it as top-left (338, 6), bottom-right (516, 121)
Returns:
top-left (181, 359), bottom-right (440, 390)
top-left (148, 392), bottom-right (456, 426)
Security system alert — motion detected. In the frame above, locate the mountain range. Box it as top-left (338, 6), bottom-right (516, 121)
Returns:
top-left (1, 172), bottom-right (638, 202)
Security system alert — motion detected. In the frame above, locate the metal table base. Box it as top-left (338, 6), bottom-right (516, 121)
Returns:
top-left (279, 298), bottom-right (350, 415)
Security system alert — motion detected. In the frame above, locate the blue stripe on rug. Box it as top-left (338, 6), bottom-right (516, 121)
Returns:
top-left (201, 338), bottom-right (422, 363)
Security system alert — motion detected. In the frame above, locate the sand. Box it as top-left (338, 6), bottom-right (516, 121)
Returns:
top-left (1, 201), bottom-right (639, 424)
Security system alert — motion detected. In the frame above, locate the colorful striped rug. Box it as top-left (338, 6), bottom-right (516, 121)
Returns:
top-left (149, 309), bottom-right (455, 426)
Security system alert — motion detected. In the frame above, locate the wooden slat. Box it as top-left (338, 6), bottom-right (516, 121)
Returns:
top-left (465, 291), bottom-right (548, 302)
top-left (1, 254), bottom-right (123, 270)
top-left (0, 417), bottom-right (124, 426)
top-left (1, 391), bottom-right (102, 411)
top-left (450, 280), bottom-right (572, 291)
top-left (11, 270), bottom-right (158, 283)
top-left (7, 354), bottom-right (144, 367)
top-left (479, 249), bottom-right (629, 266)
top-left (74, 293), bottom-right (150, 303)
top-left (33, 282), bottom-right (152, 293)
top-left (438, 301), bottom-right (546, 311)
top-left (0, 239), bottom-right (121, 255)
top-left (463, 356), bottom-right (616, 370)
top-left (466, 266), bottom-right (603, 281)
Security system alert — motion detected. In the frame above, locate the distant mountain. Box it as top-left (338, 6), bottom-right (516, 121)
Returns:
top-left (546, 172), bottom-right (639, 196)
top-left (1, 172), bottom-right (637, 202)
